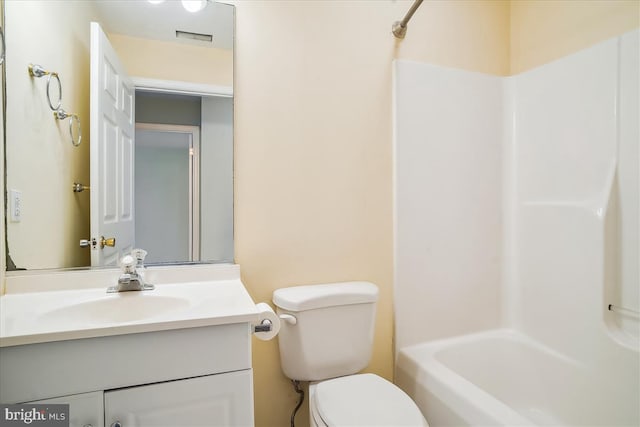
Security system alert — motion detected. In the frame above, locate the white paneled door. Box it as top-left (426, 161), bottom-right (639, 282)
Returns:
top-left (90, 22), bottom-right (135, 267)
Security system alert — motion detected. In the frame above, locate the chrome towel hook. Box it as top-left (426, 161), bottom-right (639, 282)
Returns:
top-left (28, 63), bottom-right (63, 111)
top-left (54, 108), bottom-right (82, 147)
top-left (72, 182), bottom-right (90, 193)
top-left (28, 63), bottom-right (49, 78)
top-left (28, 63), bottom-right (82, 147)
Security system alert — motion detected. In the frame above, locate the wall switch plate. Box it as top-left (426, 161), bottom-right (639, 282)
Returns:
top-left (10, 190), bottom-right (22, 222)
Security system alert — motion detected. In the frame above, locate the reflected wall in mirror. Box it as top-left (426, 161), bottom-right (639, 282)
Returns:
top-left (4, 0), bottom-right (234, 270)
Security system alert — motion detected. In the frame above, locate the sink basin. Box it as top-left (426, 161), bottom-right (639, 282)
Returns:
top-left (1, 266), bottom-right (261, 347)
top-left (39, 293), bottom-right (191, 325)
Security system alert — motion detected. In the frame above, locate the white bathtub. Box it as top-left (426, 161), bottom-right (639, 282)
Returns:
top-left (396, 329), bottom-right (639, 426)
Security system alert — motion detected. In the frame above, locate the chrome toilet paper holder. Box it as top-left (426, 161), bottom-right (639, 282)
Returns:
top-left (253, 319), bottom-right (273, 333)
top-left (252, 313), bottom-right (296, 334)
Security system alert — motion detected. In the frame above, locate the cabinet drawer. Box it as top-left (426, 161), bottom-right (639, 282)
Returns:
top-left (1, 323), bottom-right (251, 403)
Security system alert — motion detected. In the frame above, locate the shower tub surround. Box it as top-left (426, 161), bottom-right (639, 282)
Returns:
top-left (393, 30), bottom-right (639, 426)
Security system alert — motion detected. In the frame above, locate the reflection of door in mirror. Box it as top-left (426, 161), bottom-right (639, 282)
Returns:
top-left (90, 22), bottom-right (135, 267)
top-left (93, 21), bottom-right (234, 267)
top-left (90, 22), bottom-right (233, 266)
top-left (135, 124), bottom-right (200, 264)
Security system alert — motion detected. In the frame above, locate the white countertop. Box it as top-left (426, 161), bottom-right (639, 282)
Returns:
top-left (0, 264), bottom-right (260, 347)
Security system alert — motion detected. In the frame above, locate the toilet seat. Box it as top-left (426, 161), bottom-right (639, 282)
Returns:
top-left (313, 373), bottom-right (428, 426)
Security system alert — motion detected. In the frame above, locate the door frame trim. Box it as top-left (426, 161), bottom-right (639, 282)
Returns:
top-left (132, 77), bottom-right (232, 98)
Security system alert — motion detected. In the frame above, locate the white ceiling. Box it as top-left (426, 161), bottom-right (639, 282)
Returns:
top-left (93, 0), bottom-right (234, 50)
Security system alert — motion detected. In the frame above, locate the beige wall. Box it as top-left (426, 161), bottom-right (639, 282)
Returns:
top-left (511, 0), bottom-right (640, 74)
top-left (232, 1), bottom-right (508, 426)
top-left (4, 1), bottom-right (94, 269)
top-left (109, 34), bottom-right (232, 87)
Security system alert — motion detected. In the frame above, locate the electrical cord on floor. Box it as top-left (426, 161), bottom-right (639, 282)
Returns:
top-left (290, 380), bottom-right (305, 427)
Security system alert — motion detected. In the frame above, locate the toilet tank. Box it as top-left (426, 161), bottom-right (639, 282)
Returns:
top-left (272, 282), bottom-right (378, 382)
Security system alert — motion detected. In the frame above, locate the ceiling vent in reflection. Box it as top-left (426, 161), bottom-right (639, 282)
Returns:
top-left (176, 30), bottom-right (213, 43)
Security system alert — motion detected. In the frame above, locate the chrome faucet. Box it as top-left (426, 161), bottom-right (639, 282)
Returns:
top-left (108, 251), bottom-right (154, 293)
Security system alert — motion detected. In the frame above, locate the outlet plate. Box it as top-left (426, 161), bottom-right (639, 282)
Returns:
top-left (10, 189), bottom-right (22, 222)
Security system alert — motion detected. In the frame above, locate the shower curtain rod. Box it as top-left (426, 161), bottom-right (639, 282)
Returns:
top-left (392, 0), bottom-right (424, 39)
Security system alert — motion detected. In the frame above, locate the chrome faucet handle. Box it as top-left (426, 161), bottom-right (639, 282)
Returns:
top-left (106, 255), bottom-right (144, 292)
top-left (120, 255), bottom-right (136, 274)
top-left (107, 254), bottom-right (155, 293)
top-left (131, 248), bottom-right (148, 268)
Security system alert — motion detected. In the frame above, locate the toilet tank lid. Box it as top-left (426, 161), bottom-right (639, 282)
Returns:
top-left (273, 282), bottom-right (378, 311)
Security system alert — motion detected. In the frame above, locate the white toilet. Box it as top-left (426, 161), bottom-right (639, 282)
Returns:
top-left (273, 281), bottom-right (428, 427)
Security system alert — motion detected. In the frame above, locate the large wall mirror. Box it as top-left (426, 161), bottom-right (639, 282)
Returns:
top-left (3, 0), bottom-right (234, 271)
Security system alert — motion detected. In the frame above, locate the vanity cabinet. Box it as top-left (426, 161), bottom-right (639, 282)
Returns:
top-left (25, 371), bottom-right (253, 427)
top-left (1, 266), bottom-right (260, 426)
top-left (27, 371), bottom-right (252, 427)
top-left (104, 371), bottom-right (253, 427)
top-left (2, 323), bottom-right (255, 427)
top-left (30, 391), bottom-right (104, 427)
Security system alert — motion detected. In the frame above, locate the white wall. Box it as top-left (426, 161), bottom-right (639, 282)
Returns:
top-left (394, 61), bottom-right (504, 350)
top-left (200, 97), bottom-right (233, 262)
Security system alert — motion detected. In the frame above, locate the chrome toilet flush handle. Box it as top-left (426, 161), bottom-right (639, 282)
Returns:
top-left (279, 313), bottom-right (297, 325)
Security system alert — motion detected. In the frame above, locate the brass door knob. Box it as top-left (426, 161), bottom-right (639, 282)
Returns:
top-left (100, 236), bottom-right (116, 248)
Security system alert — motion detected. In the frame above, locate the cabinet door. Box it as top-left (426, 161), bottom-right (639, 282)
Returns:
top-left (104, 370), bottom-right (253, 427)
top-left (29, 391), bottom-right (104, 427)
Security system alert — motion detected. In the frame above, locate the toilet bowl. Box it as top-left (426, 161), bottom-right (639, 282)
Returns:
top-left (309, 374), bottom-right (428, 427)
top-left (273, 282), bottom-right (428, 426)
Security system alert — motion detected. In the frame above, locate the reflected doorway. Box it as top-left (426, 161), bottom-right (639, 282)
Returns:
top-left (135, 124), bottom-right (200, 263)
top-left (133, 89), bottom-right (234, 266)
